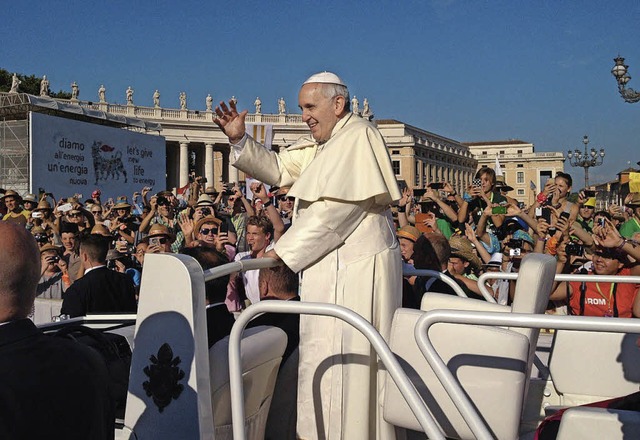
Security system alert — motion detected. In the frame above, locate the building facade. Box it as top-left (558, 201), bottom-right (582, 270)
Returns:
top-left (463, 140), bottom-right (565, 205)
top-left (0, 92), bottom-right (478, 195)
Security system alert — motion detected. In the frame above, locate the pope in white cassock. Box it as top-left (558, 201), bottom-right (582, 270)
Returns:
top-left (214, 72), bottom-right (403, 440)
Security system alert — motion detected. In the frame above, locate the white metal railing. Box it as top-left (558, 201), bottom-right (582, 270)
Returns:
top-left (477, 272), bottom-right (640, 303)
top-left (415, 309), bottom-right (640, 440)
top-left (228, 301), bottom-right (446, 440)
top-left (403, 268), bottom-right (468, 297)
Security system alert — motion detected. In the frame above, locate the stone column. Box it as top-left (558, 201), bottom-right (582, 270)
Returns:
top-left (228, 149), bottom-right (239, 184)
top-left (205, 144), bottom-right (214, 186)
top-left (179, 142), bottom-right (189, 188)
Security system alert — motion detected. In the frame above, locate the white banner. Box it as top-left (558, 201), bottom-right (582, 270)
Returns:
top-left (29, 112), bottom-right (166, 200)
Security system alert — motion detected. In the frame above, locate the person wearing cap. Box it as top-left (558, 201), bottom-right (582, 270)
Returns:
top-left (22, 193), bottom-right (38, 214)
top-left (1, 190), bottom-right (29, 226)
top-left (32, 199), bottom-right (57, 234)
top-left (140, 192), bottom-right (185, 253)
top-left (37, 243), bottom-right (70, 299)
top-left (397, 225), bottom-right (420, 266)
top-left (110, 198), bottom-right (137, 245)
top-left (577, 195), bottom-right (597, 232)
top-left (143, 223), bottom-right (174, 254)
top-left (275, 186), bottom-right (295, 226)
top-left (215, 71), bottom-right (401, 439)
top-left (620, 193), bottom-right (640, 238)
top-left (192, 215), bottom-right (228, 253)
top-left (550, 237), bottom-right (640, 317)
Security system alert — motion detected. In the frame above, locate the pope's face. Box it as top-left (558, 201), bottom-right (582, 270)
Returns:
top-left (298, 83), bottom-right (344, 143)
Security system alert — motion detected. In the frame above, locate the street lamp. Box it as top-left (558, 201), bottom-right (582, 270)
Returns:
top-left (566, 135), bottom-right (605, 189)
top-left (611, 56), bottom-right (640, 103)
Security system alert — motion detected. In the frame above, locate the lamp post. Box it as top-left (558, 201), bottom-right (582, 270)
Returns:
top-left (566, 135), bottom-right (605, 189)
top-left (611, 56), bottom-right (640, 103)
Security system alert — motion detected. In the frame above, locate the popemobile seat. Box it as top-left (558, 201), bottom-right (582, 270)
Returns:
top-left (210, 325), bottom-right (287, 440)
top-left (384, 253), bottom-right (557, 439)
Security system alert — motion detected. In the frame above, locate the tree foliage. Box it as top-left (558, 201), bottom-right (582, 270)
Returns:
top-left (0, 68), bottom-right (72, 99)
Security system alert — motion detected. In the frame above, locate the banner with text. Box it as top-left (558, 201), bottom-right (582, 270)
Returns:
top-left (29, 112), bottom-right (166, 200)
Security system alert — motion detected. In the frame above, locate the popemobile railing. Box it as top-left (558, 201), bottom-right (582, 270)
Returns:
top-left (204, 259), bottom-right (640, 440)
top-left (477, 272), bottom-right (640, 303)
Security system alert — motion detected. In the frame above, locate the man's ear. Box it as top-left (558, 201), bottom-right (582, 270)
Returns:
top-left (334, 95), bottom-right (346, 115)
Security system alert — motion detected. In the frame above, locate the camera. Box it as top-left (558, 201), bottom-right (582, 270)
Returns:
top-left (419, 201), bottom-right (439, 214)
top-left (565, 242), bottom-right (584, 256)
top-left (429, 182), bottom-right (444, 190)
top-left (51, 255), bottom-right (60, 263)
top-left (156, 196), bottom-right (170, 207)
top-left (34, 233), bottom-right (49, 244)
top-left (200, 207), bottom-right (211, 216)
top-left (509, 248), bottom-right (521, 257)
top-left (596, 217), bottom-right (606, 228)
top-left (507, 239), bottom-right (523, 250)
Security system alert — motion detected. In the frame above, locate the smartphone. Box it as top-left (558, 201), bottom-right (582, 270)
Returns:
top-left (429, 182), bottom-right (444, 190)
top-left (540, 207), bottom-right (552, 224)
top-left (148, 237), bottom-right (161, 247)
top-left (560, 211), bottom-right (571, 221)
top-left (583, 190), bottom-right (596, 198)
top-left (57, 203), bottom-right (73, 213)
top-left (492, 206), bottom-right (507, 215)
top-left (219, 221), bottom-right (229, 234)
top-left (472, 178), bottom-right (482, 188)
top-left (31, 211), bottom-right (43, 219)
top-left (413, 188), bottom-right (427, 197)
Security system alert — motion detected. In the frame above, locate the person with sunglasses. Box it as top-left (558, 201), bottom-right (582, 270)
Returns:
top-left (192, 216), bottom-right (231, 255)
top-left (276, 186), bottom-right (294, 227)
top-left (549, 219), bottom-right (640, 317)
top-left (139, 192), bottom-right (184, 252)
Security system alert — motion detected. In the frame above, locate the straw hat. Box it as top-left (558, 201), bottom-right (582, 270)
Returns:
top-left (495, 176), bottom-right (514, 192)
top-left (194, 216), bottom-right (222, 234)
top-left (143, 223), bottom-right (175, 242)
top-left (204, 186), bottom-right (218, 196)
top-left (90, 224), bottom-right (111, 236)
top-left (23, 193), bottom-right (38, 204)
top-left (39, 243), bottom-right (61, 254)
top-left (34, 200), bottom-right (52, 211)
top-left (397, 225), bottom-right (421, 242)
top-left (113, 198), bottom-right (131, 210)
top-left (0, 189), bottom-right (22, 203)
top-left (195, 194), bottom-right (215, 207)
top-left (449, 235), bottom-right (482, 270)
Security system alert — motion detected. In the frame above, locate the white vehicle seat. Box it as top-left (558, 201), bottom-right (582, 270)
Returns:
top-left (549, 330), bottom-right (640, 406)
top-left (384, 253), bottom-right (557, 439)
top-left (556, 407), bottom-right (640, 440)
top-left (210, 325), bottom-right (287, 440)
top-left (32, 298), bottom-right (63, 324)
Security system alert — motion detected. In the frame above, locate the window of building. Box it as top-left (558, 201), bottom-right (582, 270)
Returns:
top-left (415, 161), bottom-right (421, 186)
top-left (392, 160), bottom-right (400, 175)
top-left (517, 189), bottom-right (525, 196)
top-left (517, 164), bottom-right (524, 168)
top-left (482, 151), bottom-right (487, 156)
top-left (499, 150), bottom-right (505, 155)
top-left (392, 150), bottom-right (400, 155)
top-left (517, 149), bottom-right (523, 157)
top-left (517, 171), bottom-right (524, 184)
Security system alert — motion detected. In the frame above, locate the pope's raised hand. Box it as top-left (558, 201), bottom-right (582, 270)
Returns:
top-left (214, 99), bottom-right (248, 144)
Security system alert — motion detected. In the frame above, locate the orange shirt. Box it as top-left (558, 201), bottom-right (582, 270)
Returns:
top-left (569, 268), bottom-right (639, 317)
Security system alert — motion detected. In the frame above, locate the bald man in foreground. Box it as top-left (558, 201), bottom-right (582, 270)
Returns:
top-left (216, 72), bottom-right (402, 440)
top-left (0, 223), bottom-right (114, 439)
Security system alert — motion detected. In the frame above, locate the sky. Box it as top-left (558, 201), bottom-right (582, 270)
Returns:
top-left (2, 0), bottom-right (639, 186)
